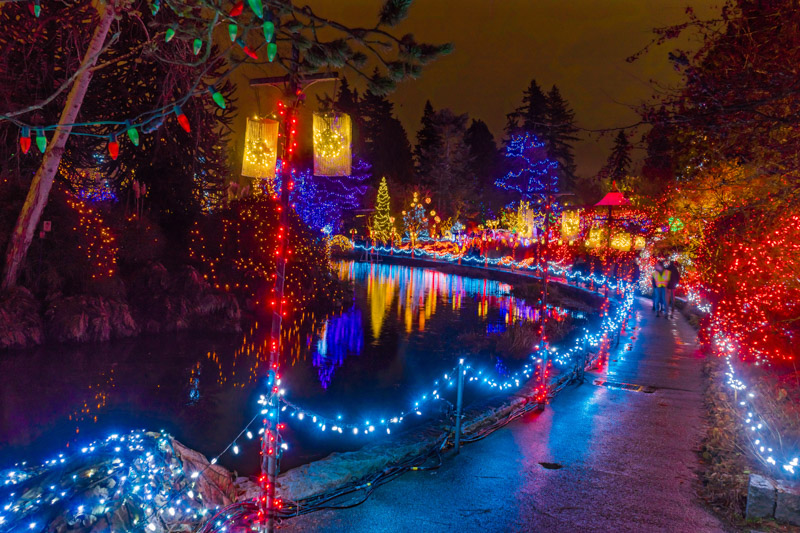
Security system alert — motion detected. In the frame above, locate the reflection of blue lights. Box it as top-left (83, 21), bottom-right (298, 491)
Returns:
top-left (312, 306), bottom-right (363, 389)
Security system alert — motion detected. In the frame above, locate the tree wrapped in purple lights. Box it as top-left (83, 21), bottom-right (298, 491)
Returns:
top-left (496, 133), bottom-right (559, 204)
top-left (293, 159), bottom-right (371, 233)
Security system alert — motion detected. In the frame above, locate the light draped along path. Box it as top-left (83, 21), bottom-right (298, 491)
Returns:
top-left (285, 297), bottom-right (728, 533)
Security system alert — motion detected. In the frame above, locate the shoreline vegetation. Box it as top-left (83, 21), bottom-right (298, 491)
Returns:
top-left (0, 262), bottom-right (242, 350)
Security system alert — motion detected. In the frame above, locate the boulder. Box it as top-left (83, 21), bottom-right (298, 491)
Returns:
top-left (776, 479), bottom-right (800, 526)
top-left (746, 473), bottom-right (776, 520)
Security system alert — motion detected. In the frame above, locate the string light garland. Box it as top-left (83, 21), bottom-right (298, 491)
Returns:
top-left (495, 132), bottom-right (560, 206)
top-left (64, 195), bottom-right (118, 280)
top-left (5, 0), bottom-right (275, 162)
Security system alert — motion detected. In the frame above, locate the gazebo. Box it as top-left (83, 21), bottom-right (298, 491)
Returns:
top-left (594, 182), bottom-right (632, 249)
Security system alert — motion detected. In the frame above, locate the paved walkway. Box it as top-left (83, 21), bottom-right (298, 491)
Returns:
top-left (284, 298), bottom-right (728, 532)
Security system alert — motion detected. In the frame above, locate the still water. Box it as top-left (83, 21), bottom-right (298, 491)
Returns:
top-left (0, 261), bottom-right (584, 473)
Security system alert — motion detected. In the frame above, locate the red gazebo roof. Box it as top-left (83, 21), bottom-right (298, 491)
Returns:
top-left (594, 182), bottom-right (632, 207)
top-left (594, 191), bottom-right (631, 207)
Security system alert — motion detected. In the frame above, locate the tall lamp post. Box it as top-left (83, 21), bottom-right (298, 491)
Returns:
top-left (250, 70), bottom-right (338, 533)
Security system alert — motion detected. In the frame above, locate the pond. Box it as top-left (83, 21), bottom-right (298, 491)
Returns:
top-left (0, 261), bottom-right (589, 474)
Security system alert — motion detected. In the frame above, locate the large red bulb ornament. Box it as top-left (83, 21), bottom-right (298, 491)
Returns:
top-left (174, 106), bottom-right (191, 133)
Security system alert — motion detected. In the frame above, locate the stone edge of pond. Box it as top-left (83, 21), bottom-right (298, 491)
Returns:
top-left (220, 374), bottom-right (558, 505)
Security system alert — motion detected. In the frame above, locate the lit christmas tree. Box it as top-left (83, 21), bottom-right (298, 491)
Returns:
top-left (402, 191), bottom-right (429, 246)
top-left (495, 132), bottom-right (559, 204)
top-left (372, 176), bottom-right (393, 242)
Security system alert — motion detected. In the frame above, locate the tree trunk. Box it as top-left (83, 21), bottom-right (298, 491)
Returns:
top-left (1, 0), bottom-right (115, 291)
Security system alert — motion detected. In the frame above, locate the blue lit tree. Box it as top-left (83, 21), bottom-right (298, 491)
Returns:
top-left (294, 159), bottom-right (371, 233)
top-left (495, 132), bottom-right (559, 204)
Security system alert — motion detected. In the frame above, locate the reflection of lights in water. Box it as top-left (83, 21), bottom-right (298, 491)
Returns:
top-left (187, 361), bottom-right (201, 405)
top-left (495, 357), bottom-right (508, 376)
top-left (312, 306), bottom-right (363, 389)
top-left (67, 368), bottom-right (114, 444)
top-left (178, 261), bottom-right (589, 400)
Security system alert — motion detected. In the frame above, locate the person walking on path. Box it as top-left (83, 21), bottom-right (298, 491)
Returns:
top-left (667, 260), bottom-right (681, 317)
top-left (652, 261), bottom-right (671, 317)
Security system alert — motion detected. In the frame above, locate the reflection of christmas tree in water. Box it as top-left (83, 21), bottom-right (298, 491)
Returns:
top-left (312, 305), bottom-right (364, 389)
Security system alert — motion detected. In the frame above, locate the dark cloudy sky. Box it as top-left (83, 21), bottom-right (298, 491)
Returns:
top-left (233, 0), bottom-right (719, 178)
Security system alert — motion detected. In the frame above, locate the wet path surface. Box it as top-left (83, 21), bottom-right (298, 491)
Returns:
top-left (285, 298), bottom-right (727, 532)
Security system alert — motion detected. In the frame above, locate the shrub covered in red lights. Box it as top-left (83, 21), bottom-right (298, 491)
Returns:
top-left (698, 210), bottom-right (800, 363)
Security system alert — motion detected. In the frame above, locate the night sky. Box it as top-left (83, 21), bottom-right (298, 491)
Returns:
top-left (233, 1), bottom-right (719, 178)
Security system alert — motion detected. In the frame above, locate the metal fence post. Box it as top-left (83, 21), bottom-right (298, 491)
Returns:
top-left (454, 358), bottom-right (465, 454)
top-left (577, 336), bottom-right (586, 383)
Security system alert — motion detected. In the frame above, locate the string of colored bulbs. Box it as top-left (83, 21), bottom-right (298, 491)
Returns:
top-left (9, 0), bottom-right (280, 161)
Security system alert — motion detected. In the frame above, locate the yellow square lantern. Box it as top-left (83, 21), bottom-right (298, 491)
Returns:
top-left (313, 113), bottom-right (352, 176)
top-left (610, 230), bottom-right (632, 251)
top-left (586, 227), bottom-right (607, 248)
top-left (561, 209), bottom-right (581, 240)
top-left (242, 117), bottom-right (279, 191)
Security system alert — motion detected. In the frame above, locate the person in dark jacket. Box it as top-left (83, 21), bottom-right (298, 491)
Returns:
top-left (667, 260), bottom-right (681, 317)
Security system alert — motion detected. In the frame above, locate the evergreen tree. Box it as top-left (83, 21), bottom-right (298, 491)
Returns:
top-left (521, 80), bottom-right (549, 138)
top-left (495, 133), bottom-right (559, 203)
top-left (414, 100), bottom-right (442, 178)
top-left (361, 83), bottom-right (414, 185)
top-left (544, 85), bottom-right (579, 192)
top-left (417, 109), bottom-right (472, 217)
top-left (334, 77), bottom-right (365, 157)
top-left (603, 130), bottom-right (632, 180)
top-left (372, 177), bottom-right (393, 241)
top-left (504, 79), bottom-right (548, 143)
top-left (465, 119), bottom-right (499, 193)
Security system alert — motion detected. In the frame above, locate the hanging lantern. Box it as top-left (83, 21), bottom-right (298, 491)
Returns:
top-left (242, 116), bottom-right (279, 191)
top-left (561, 209), bottom-right (581, 240)
top-left (313, 113), bottom-right (351, 176)
top-left (586, 227), bottom-right (607, 248)
top-left (610, 230), bottom-right (632, 251)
